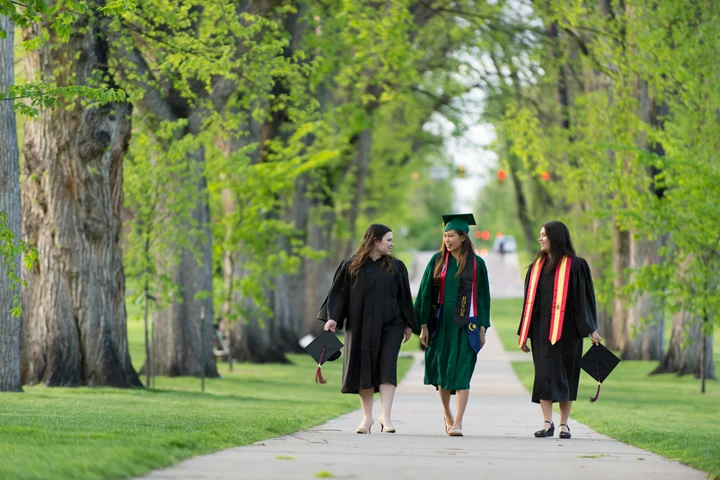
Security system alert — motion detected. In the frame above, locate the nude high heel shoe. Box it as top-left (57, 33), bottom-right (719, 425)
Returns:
top-left (356, 421), bottom-right (374, 434)
top-left (379, 418), bottom-right (395, 433)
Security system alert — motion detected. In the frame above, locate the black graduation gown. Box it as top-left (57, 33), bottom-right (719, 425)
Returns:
top-left (318, 256), bottom-right (417, 394)
top-left (517, 256), bottom-right (598, 403)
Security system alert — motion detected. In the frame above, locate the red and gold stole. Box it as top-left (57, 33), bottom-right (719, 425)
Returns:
top-left (518, 255), bottom-right (572, 346)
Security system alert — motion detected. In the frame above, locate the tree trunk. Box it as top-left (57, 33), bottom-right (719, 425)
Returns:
top-left (609, 223), bottom-right (629, 350)
top-left (621, 79), bottom-right (667, 360)
top-left (304, 206), bottom-right (337, 336)
top-left (152, 139), bottom-right (218, 377)
top-left (700, 311), bottom-right (709, 393)
top-left (20, 11), bottom-right (141, 387)
top-left (651, 310), bottom-right (715, 379)
top-left (507, 161), bottom-right (536, 252)
top-left (338, 128), bottom-right (373, 258)
top-left (621, 234), bottom-right (664, 360)
top-left (0, 14), bottom-right (23, 392)
top-left (275, 173), bottom-right (311, 345)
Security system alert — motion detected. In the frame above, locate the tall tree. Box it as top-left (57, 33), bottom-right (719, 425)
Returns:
top-left (20, 4), bottom-right (140, 387)
top-left (0, 13), bottom-right (22, 392)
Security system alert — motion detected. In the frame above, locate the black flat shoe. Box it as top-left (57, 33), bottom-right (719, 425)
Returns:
top-left (534, 421), bottom-right (555, 438)
top-left (559, 424), bottom-right (571, 439)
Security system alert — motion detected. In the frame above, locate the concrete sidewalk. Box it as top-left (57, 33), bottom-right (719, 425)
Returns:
top-left (140, 328), bottom-right (706, 480)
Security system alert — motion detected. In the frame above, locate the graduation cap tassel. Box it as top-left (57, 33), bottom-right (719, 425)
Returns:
top-left (314, 346), bottom-right (327, 384)
top-left (589, 363), bottom-right (601, 403)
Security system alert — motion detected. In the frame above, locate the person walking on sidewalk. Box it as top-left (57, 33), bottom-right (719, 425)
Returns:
top-left (517, 220), bottom-right (602, 439)
top-left (318, 224), bottom-right (416, 434)
top-left (414, 213), bottom-right (491, 437)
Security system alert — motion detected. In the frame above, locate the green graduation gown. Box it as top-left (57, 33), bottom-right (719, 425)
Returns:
top-left (414, 251), bottom-right (491, 391)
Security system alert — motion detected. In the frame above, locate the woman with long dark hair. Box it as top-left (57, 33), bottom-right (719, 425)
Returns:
top-left (318, 224), bottom-right (416, 434)
top-left (517, 220), bottom-right (602, 439)
top-left (414, 213), bottom-right (491, 437)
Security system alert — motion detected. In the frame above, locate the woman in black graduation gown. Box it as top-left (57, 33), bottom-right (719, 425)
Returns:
top-left (318, 224), bottom-right (416, 434)
top-left (517, 221), bottom-right (602, 439)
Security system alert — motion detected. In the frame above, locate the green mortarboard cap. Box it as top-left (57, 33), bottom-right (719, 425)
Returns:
top-left (442, 213), bottom-right (476, 233)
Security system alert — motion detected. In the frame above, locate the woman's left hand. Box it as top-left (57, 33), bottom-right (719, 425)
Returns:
top-left (480, 328), bottom-right (486, 348)
top-left (589, 330), bottom-right (602, 346)
top-left (403, 327), bottom-right (412, 343)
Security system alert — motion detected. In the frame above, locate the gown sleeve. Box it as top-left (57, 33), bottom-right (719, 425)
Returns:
top-left (317, 258), bottom-right (351, 330)
top-left (412, 252), bottom-right (439, 335)
top-left (476, 255), bottom-right (491, 330)
top-left (395, 259), bottom-right (417, 331)
top-left (517, 266), bottom-right (532, 336)
top-left (571, 257), bottom-right (598, 337)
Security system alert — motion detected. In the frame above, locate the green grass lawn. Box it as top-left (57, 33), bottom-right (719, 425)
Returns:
top-left (491, 298), bottom-right (720, 479)
top-left (0, 320), bottom-right (413, 480)
top-left (491, 298), bottom-right (524, 351)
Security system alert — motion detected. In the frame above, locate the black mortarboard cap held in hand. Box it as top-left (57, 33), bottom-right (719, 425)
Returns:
top-left (579, 343), bottom-right (621, 402)
top-left (304, 331), bottom-right (343, 384)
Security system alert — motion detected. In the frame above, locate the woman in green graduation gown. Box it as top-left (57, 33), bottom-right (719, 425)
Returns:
top-left (517, 221), bottom-right (602, 439)
top-left (414, 213), bottom-right (491, 437)
top-left (318, 224), bottom-right (416, 434)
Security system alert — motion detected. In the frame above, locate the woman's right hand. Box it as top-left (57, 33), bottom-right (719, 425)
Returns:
top-left (419, 325), bottom-right (429, 348)
top-left (520, 340), bottom-right (531, 353)
top-left (324, 319), bottom-right (337, 333)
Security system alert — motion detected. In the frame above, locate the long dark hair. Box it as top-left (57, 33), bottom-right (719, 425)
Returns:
top-left (433, 230), bottom-right (476, 280)
top-left (530, 220), bottom-right (576, 272)
top-left (348, 224), bottom-right (394, 277)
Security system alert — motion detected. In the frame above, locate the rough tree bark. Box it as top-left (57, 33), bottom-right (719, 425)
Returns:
top-left (120, 29), bottom-right (221, 378)
top-left (0, 14), bottom-right (23, 392)
top-left (622, 82), bottom-right (668, 360)
top-left (609, 224), bottom-right (630, 351)
top-left (152, 136), bottom-right (218, 377)
top-left (651, 310), bottom-right (715, 379)
top-left (621, 234), bottom-right (663, 360)
top-left (20, 9), bottom-right (140, 387)
top-left (226, 6), bottom-right (304, 364)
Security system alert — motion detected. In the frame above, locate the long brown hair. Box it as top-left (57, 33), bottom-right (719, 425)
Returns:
top-left (433, 230), bottom-right (475, 280)
top-left (529, 220), bottom-right (577, 272)
top-left (348, 224), bottom-right (394, 277)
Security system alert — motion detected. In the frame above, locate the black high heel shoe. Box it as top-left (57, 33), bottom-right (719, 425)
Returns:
top-left (534, 421), bottom-right (555, 438)
top-left (559, 424), bottom-right (571, 439)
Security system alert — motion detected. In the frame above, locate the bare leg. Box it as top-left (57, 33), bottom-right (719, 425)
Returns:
top-left (358, 388), bottom-right (374, 431)
top-left (439, 387), bottom-right (454, 428)
top-left (379, 383), bottom-right (396, 430)
top-left (539, 399), bottom-right (554, 430)
top-left (452, 389), bottom-right (470, 431)
top-left (559, 401), bottom-right (572, 433)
